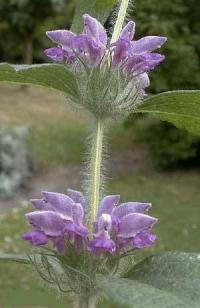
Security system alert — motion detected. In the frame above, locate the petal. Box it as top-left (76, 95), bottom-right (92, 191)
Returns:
top-left (98, 214), bottom-right (112, 233)
top-left (137, 73), bottom-right (150, 89)
top-left (127, 53), bottom-right (165, 74)
top-left (44, 48), bottom-right (64, 62)
top-left (42, 191), bottom-right (74, 218)
top-left (141, 53), bottom-right (165, 71)
top-left (120, 21), bottom-right (135, 41)
top-left (30, 199), bottom-right (47, 210)
top-left (88, 233), bottom-right (116, 256)
top-left (64, 222), bottom-right (89, 238)
top-left (72, 203), bottom-right (84, 225)
top-left (112, 202), bottom-right (151, 219)
top-left (112, 38), bottom-right (131, 68)
top-left (133, 230), bottom-right (157, 248)
top-left (22, 230), bottom-right (48, 246)
top-left (141, 90), bottom-right (148, 97)
top-left (62, 47), bottom-right (76, 64)
top-left (126, 54), bottom-right (144, 72)
top-left (30, 199), bottom-right (55, 212)
top-left (86, 37), bottom-right (106, 65)
top-left (83, 14), bottom-right (107, 46)
top-left (131, 36), bottom-right (167, 54)
top-left (67, 188), bottom-right (87, 207)
top-left (26, 211), bottom-right (67, 237)
top-left (72, 34), bottom-right (88, 54)
top-left (98, 195), bottom-right (120, 218)
top-left (46, 30), bottom-right (75, 47)
top-left (73, 34), bottom-right (104, 65)
top-left (118, 213), bottom-right (158, 238)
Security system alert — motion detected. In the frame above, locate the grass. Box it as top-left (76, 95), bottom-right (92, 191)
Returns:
top-left (0, 84), bottom-right (200, 306)
top-left (0, 84), bottom-right (134, 169)
top-left (0, 84), bottom-right (87, 167)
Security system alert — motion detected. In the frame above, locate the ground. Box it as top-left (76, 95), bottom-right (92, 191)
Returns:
top-left (0, 84), bottom-right (199, 306)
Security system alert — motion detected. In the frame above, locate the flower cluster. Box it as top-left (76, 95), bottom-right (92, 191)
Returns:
top-left (23, 189), bottom-right (157, 256)
top-left (45, 14), bottom-right (167, 95)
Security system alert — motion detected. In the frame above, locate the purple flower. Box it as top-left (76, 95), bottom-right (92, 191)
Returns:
top-left (23, 189), bottom-right (157, 256)
top-left (88, 196), bottom-right (157, 255)
top-left (22, 230), bottom-right (48, 246)
top-left (45, 15), bottom-right (166, 94)
top-left (44, 48), bottom-right (64, 62)
top-left (22, 190), bottom-right (88, 254)
top-left (45, 15), bottom-right (107, 66)
top-left (133, 230), bottom-right (157, 249)
top-left (88, 214), bottom-right (116, 256)
top-left (83, 14), bottom-right (107, 46)
top-left (111, 21), bottom-right (167, 92)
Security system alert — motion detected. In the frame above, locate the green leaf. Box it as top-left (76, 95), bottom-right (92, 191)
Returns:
top-left (0, 253), bottom-right (31, 264)
top-left (126, 252), bottom-right (200, 306)
top-left (97, 275), bottom-right (188, 308)
top-left (136, 90), bottom-right (200, 135)
top-left (71, 0), bottom-right (116, 33)
top-left (0, 63), bottom-right (79, 100)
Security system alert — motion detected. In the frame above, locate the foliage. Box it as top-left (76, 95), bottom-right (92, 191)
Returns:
top-left (126, 252), bottom-right (200, 305)
top-left (0, 63), bottom-right (79, 99)
top-left (97, 275), bottom-right (187, 307)
top-left (1, 251), bottom-right (200, 306)
top-left (71, 0), bottom-right (116, 33)
top-left (135, 90), bottom-right (200, 134)
top-left (0, 126), bottom-right (33, 199)
top-left (0, 0), bottom-right (200, 93)
top-left (135, 120), bottom-right (200, 169)
top-left (126, 90), bottom-right (200, 171)
top-left (132, 0), bottom-right (200, 92)
top-left (1, 66), bottom-right (199, 138)
top-left (0, 0), bottom-right (74, 63)
top-left (98, 252), bottom-right (200, 307)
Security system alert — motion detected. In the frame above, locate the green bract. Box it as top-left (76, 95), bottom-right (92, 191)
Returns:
top-left (72, 62), bottom-right (142, 118)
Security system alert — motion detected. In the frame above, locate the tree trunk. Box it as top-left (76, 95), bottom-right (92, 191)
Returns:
top-left (24, 37), bottom-right (33, 64)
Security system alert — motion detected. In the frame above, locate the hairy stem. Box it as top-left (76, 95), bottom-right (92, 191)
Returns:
top-left (88, 118), bottom-right (105, 222)
top-left (111, 0), bottom-right (130, 44)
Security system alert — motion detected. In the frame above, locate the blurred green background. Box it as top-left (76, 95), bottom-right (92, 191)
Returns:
top-left (0, 0), bottom-right (200, 306)
top-left (1, 0), bottom-right (200, 91)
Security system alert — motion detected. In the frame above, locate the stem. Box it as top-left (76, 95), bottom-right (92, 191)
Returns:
top-left (88, 118), bottom-right (105, 222)
top-left (111, 0), bottom-right (130, 44)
